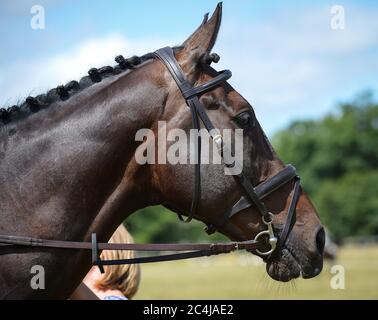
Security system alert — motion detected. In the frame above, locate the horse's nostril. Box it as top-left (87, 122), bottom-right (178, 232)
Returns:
top-left (316, 227), bottom-right (325, 255)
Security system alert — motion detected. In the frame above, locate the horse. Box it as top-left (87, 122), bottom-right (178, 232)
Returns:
top-left (0, 3), bottom-right (324, 299)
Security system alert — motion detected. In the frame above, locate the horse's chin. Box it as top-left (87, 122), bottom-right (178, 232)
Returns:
top-left (265, 248), bottom-right (302, 282)
top-left (264, 246), bottom-right (323, 282)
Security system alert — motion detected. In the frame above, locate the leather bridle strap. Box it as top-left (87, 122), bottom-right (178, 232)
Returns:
top-left (205, 165), bottom-right (298, 234)
top-left (0, 234), bottom-right (258, 271)
top-left (98, 250), bottom-right (228, 266)
top-left (255, 165), bottom-right (298, 199)
top-left (0, 234), bottom-right (256, 251)
top-left (154, 47), bottom-right (232, 223)
top-left (153, 47), bottom-right (232, 102)
top-left (272, 177), bottom-right (301, 255)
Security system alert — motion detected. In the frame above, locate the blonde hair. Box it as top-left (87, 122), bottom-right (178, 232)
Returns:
top-left (95, 224), bottom-right (140, 299)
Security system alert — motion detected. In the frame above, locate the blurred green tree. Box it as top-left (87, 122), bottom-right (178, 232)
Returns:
top-left (125, 205), bottom-right (226, 243)
top-left (273, 90), bottom-right (378, 240)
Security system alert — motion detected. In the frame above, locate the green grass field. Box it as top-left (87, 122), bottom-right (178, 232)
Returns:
top-left (134, 245), bottom-right (378, 299)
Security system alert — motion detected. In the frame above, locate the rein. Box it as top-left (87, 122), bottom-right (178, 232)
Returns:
top-left (0, 234), bottom-right (258, 273)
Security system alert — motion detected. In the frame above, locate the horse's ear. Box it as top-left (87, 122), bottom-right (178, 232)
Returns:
top-left (176, 2), bottom-right (222, 76)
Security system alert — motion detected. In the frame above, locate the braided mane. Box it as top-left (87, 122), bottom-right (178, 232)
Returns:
top-left (0, 52), bottom-right (155, 127)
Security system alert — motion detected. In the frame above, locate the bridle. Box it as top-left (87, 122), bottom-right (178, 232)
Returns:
top-left (154, 47), bottom-right (301, 258)
top-left (0, 47), bottom-right (301, 270)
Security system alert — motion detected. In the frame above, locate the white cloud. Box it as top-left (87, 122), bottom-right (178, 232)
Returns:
top-left (1, 4), bottom-right (377, 135)
top-left (0, 34), bottom-right (178, 107)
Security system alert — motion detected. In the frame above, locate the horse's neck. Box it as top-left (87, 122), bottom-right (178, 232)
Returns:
top-left (0, 65), bottom-right (164, 242)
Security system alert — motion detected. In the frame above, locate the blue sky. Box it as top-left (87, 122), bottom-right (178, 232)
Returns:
top-left (0, 0), bottom-right (377, 135)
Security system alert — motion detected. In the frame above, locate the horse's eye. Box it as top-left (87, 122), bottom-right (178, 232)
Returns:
top-left (234, 111), bottom-right (254, 129)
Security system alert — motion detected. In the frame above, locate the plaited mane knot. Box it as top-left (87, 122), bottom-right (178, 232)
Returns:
top-left (98, 66), bottom-right (114, 76)
top-left (115, 55), bottom-right (128, 69)
top-left (201, 52), bottom-right (220, 65)
top-left (115, 55), bottom-right (141, 69)
top-left (0, 108), bottom-right (9, 122)
top-left (35, 94), bottom-right (49, 107)
top-left (0, 106), bottom-right (18, 123)
top-left (8, 105), bottom-right (19, 114)
top-left (65, 80), bottom-right (80, 92)
top-left (88, 68), bottom-right (102, 83)
top-left (128, 56), bottom-right (142, 66)
top-left (56, 86), bottom-right (69, 100)
top-left (26, 96), bottom-right (40, 112)
top-left (1, 106), bottom-right (20, 123)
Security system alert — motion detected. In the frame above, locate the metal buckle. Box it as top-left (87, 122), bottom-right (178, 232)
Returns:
top-left (91, 233), bottom-right (105, 274)
top-left (254, 213), bottom-right (277, 256)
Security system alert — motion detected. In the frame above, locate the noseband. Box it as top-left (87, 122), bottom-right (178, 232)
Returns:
top-left (154, 47), bottom-right (301, 258)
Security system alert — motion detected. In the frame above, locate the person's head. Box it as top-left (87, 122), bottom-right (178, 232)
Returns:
top-left (89, 225), bottom-right (140, 299)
